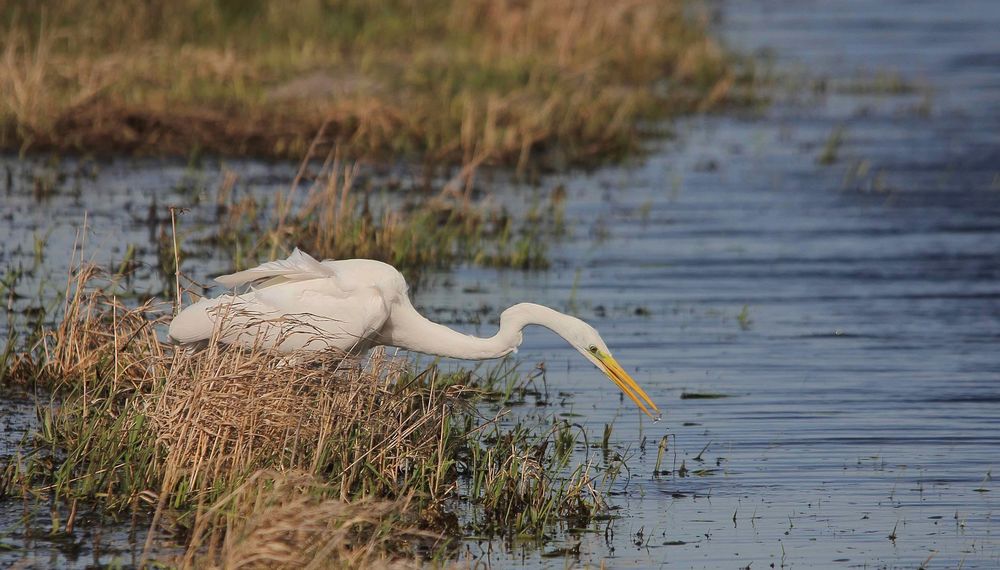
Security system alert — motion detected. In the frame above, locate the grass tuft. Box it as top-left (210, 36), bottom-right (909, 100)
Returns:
top-left (210, 143), bottom-right (557, 279)
top-left (198, 470), bottom-right (434, 569)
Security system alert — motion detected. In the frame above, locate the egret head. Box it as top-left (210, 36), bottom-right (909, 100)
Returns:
top-left (565, 322), bottom-right (661, 420)
top-left (499, 303), bottom-right (661, 419)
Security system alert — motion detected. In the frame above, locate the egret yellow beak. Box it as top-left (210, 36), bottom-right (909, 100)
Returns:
top-left (596, 352), bottom-right (660, 420)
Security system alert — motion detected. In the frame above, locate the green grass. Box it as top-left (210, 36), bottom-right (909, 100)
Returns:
top-left (1, 0), bottom-right (752, 167)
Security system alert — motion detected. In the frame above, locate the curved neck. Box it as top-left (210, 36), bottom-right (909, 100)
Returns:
top-left (383, 302), bottom-right (574, 360)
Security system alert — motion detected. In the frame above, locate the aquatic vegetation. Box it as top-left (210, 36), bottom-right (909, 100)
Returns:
top-left (830, 71), bottom-right (919, 95)
top-left (679, 392), bottom-right (730, 400)
top-left (463, 421), bottom-right (608, 536)
top-left (0, 263), bottom-right (613, 566)
top-left (736, 304), bottom-right (753, 330)
top-left (817, 126), bottom-right (846, 166)
top-left (0, 0), bottom-right (751, 166)
top-left (211, 149), bottom-right (557, 278)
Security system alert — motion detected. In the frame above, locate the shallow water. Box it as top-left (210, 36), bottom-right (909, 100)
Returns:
top-left (444, 1), bottom-right (1000, 567)
top-left (3, 0), bottom-right (1000, 567)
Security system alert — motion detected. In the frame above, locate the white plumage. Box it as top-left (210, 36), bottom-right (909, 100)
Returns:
top-left (170, 251), bottom-right (401, 353)
top-left (168, 249), bottom-right (660, 418)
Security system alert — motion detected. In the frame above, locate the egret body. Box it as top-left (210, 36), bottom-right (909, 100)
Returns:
top-left (168, 249), bottom-right (659, 418)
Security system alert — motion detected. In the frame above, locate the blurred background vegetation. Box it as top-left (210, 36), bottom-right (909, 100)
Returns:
top-left (0, 0), bottom-right (749, 167)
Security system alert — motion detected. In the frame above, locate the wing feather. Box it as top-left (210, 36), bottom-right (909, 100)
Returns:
top-left (208, 279), bottom-right (389, 352)
top-left (215, 248), bottom-right (339, 289)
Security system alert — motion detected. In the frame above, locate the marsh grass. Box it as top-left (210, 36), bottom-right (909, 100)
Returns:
top-left (817, 126), bottom-right (845, 166)
top-left (212, 143), bottom-right (557, 279)
top-left (1, 0), bottom-right (750, 166)
top-left (1, 263), bottom-right (614, 566)
top-left (462, 420), bottom-right (610, 536)
top-left (3, 265), bottom-right (461, 562)
top-left (203, 470), bottom-right (438, 569)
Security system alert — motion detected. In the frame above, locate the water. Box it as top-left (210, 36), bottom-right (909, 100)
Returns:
top-left (2, 0), bottom-right (1000, 567)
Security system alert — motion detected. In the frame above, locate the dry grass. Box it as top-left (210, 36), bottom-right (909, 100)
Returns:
top-left (2, 263), bottom-right (461, 566)
top-left (1, 260), bottom-right (612, 565)
top-left (211, 141), bottom-right (555, 278)
top-left (0, 0), bottom-right (750, 166)
top-left (195, 470), bottom-right (432, 569)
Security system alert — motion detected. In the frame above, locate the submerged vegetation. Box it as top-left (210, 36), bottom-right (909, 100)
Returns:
top-left (0, 262), bottom-right (621, 566)
top-left (0, 0), bottom-right (750, 166)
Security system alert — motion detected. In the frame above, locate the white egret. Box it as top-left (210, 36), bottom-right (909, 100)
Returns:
top-left (168, 249), bottom-right (660, 418)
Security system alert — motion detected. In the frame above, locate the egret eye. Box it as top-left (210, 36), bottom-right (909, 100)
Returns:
top-left (588, 345), bottom-right (599, 354)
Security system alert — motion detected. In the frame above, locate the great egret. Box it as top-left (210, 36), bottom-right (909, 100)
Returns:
top-left (168, 249), bottom-right (660, 418)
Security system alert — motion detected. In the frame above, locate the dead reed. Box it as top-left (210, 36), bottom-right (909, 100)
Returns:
top-left (213, 144), bottom-right (556, 278)
top-left (206, 470), bottom-right (432, 570)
